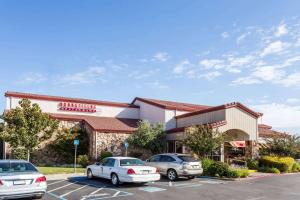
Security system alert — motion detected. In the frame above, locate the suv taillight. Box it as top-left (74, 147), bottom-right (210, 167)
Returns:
top-left (35, 176), bottom-right (46, 183)
top-left (127, 168), bottom-right (136, 175)
top-left (0, 180), bottom-right (3, 186)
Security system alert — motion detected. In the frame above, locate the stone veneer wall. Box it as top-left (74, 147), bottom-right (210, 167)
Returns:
top-left (94, 132), bottom-right (130, 159)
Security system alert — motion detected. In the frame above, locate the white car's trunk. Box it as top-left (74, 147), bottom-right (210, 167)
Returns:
top-left (122, 166), bottom-right (157, 174)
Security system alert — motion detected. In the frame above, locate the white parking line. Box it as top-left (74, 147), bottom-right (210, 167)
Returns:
top-left (112, 191), bottom-right (120, 197)
top-left (81, 187), bottom-right (105, 200)
top-left (48, 180), bottom-right (66, 186)
top-left (60, 185), bottom-right (88, 197)
top-left (48, 181), bottom-right (79, 193)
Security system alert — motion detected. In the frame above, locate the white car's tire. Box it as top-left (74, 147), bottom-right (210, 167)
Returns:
top-left (167, 169), bottom-right (178, 181)
top-left (111, 173), bottom-right (120, 186)
top-left (87, 169), bottom-right (94, 179)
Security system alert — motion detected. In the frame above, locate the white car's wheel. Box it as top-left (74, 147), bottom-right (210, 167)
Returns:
top-left (167, 169), bottom-right (178, 181)
top-left (111, 173), bottom-right (119, 186)
top-left (87, 169), bottom-right (94, 179)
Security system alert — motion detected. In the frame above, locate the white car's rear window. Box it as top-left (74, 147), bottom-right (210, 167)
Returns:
top-left (120, 159), bottom-right (145, 166)
top-left (0, 162), bottom-right (38, 173)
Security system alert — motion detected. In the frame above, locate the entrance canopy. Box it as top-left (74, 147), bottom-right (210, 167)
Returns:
top-left (229, 141), bottom-right (246, 148)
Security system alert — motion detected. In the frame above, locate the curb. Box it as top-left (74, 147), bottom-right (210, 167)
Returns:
top-left (46, 173), bottom-right (85, 181)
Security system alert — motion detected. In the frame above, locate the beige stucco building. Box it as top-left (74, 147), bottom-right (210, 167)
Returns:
top-left (3, 91), bottom-right (266, 161)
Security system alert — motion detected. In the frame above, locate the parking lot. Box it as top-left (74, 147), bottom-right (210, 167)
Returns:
top-left (43, 174), bottom-right (300, 200)
top-left (43, 176), bottom-right (227, 200)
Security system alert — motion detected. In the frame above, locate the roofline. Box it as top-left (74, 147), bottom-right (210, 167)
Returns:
top-left (176, 102), bottom-right (261, 119)
top-left (166, 120), bottom-right (227, 134)
top-left (49, 113), bottom-right (136, 133)
top-left (131, 97), bottom-right (206, 112)
top-left (5, 91), bottom-right (139, 109)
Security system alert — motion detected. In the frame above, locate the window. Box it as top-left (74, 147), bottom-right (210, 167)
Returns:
top-left (0, 162), bottom-right (37, 173)
top-left (160, 155), bottom-right (176, 162)
top-left (149, 155), bottom-right (160, 162)
top-left (102, 158), bottom-right (115, 167)
top-left (167, 141), bottom-right (175, 153)
top-left (120, 159), bottom-right (145, 166)
top-left (177, 155), bottom-right (198, 162)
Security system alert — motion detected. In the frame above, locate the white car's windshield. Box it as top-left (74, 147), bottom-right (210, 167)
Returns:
top-left (0, 162), bottom-right (38, 173)
top-left (120, 159), bottom-right (145, 166)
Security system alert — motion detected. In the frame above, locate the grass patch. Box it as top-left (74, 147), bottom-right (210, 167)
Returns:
top-left (37, 167), bottom-right (86, 175)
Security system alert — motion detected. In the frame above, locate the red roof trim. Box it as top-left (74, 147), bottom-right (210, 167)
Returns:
top-left (166, 120), bottom-right (227, 134)
top-left (132, 97), bottom-right (211, 112)
top-left (5, 91), bottom-right (139, 109)
top-left (176, 102), bottom-right (260, 119)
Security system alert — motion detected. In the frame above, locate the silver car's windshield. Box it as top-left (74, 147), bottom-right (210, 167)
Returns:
top-left (120, 159), bottom-right (145, 166)
top-left (178, 156), bottom-right (199, 162)
top-left (0, 162), bottom-right (38, 173)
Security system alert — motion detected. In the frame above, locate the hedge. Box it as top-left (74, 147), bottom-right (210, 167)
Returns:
top-left (259, 156), bottom-right (295, 172)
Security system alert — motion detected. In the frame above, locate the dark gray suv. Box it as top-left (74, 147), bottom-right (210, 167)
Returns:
top-left (146, 154), bottom-right (203, 181)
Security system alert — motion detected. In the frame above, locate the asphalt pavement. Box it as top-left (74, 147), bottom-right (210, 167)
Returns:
top-left (42, 174), bottom-right (300, 200)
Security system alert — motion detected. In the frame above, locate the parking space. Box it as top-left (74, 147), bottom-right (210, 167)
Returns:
top-left (43, 177), bottom-right (227, 200)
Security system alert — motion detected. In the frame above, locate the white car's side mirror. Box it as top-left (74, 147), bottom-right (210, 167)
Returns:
top-left (95, 162), bottom-right (101, 166)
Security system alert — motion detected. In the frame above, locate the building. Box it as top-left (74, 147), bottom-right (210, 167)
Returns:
top-left (3, 91), bottom-right (268, 161)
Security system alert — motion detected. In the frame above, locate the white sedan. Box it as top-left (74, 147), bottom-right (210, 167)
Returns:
top-left (86, 157), bottom-right (160, 186)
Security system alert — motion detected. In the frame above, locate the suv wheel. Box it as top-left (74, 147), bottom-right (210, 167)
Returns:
top-left (167, 169), bottom-right (177, 181)
top-left (188, 176), bottom-right (195, 179)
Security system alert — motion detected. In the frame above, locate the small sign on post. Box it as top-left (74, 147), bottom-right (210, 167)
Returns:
top-left (74, 140), bottom-right (79, 173)
top-left (124, 141), bottom-right (129, 157)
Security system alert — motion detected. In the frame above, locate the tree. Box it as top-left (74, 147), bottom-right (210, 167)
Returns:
top-left (262, 133), bottom-right (300, 158)
top-left (50, 127), bottom-right (89, 163)
top-left (0, 99), bottom-right (59, 161)
top-left (183, 125), bottom-right (223, 158)
top-left (127, 120), bottom-right (166, 154)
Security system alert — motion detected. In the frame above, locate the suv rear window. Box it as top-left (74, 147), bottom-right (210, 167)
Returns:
top-left (0, 162), bottom-right (38, 173)
top-left (177, 156), bottom-right (199, 162)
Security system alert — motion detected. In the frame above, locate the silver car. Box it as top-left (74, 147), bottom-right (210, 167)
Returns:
top-left (0, 160), bottom-right (47, 199)
top-left (146, 154), bottom-right (203, 181)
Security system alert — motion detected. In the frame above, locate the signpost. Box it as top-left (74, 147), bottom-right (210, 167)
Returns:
top-left (74, 140), bottom-right (79, 173)
top-left (124, 141), bottom-right (129, 156)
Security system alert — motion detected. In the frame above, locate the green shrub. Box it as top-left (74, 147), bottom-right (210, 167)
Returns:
top-left (77, 155), bottom-right (89, 168)
top-left (259, 167), bottom-right (280, 174)
top-left (99, 151), bottom-right (113, 161)
top-left (292, 163), bottom-right (300, 172)
top-left (207, 161), bottom-right (229, 178)
top-left (259, 156), bottom-right (295, 172)
top-left (247, 159), bottom-right (259, 170)
top-left (201, 158), bottom-right (214, 175)
top-left (227, 168), bottom-right (241, 178)
top-left (227, 168), bottom-right (249, 178)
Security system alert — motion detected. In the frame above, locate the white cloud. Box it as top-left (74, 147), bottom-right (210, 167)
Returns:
top-left (60, 67), bottom-right (106, 85)
top-left (252, 66), bottom-right (285, 81)
top-left (18, 72), bottom-right (47, 84)
top-left (260, 41), bottom-right (289, 57)
top-left (287, 98), bottom-right (300, 104)
top-left (199, 59), bottom-right (224, 69)
top-left (232, 76), bottom-right (262, 85)
top-left (128, 69), bottom-right (159, 79)
top-left (275, 23), bottom-right (288, 37)
top-left (236, 32), bottom-right (250, 44)
top-left (221, 32), bottom-right (229, 38)
top-left (295, 38), bottom-right (300, 47)
top-left (173, 60), bottom-right (190, 74)
top-left (280, 55), bottom-right (300, 68)
top-left (200, 71), bottom-right (222, 80)
top-left (150, 81), bottom-right (169, 89)
top-left (153, 52), bottom-right (169, 62)
top-left (276, 72), bottom-right (300, 87)
top-left (251, 103), bottom-right (300, 132)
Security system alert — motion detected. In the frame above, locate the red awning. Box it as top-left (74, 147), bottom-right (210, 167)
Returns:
top-left (229, 141), bottom-right (246, 148)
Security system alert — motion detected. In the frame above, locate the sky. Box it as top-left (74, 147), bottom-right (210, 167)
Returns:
top-left (0, 0), bottom-right (300, 134)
